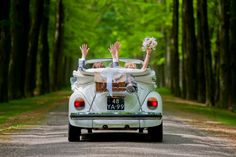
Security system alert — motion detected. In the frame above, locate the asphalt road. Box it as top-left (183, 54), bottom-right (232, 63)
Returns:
top-left (0, 104), bottom-right (235, 157)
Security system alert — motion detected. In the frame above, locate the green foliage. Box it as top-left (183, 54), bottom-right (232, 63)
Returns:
top-left (63, 0), bottom-right (171, 64)
top-left (157, 87), bottom-right (172, 95)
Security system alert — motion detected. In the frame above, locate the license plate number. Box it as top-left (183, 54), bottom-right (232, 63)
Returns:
top-left (107, 97), bottom-right (124, 110)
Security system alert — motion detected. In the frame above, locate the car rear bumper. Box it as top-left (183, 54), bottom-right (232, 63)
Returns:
top-left (70, 112), bottom-right (162, 120)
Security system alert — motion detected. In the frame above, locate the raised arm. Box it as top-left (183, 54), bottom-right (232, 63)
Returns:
top-left (78, 44), bottom-right (89, 68)
top-left (141, 37), bottom-right (157, 70)
top-left (141, 48), bottom-right (152, 70)
top-left (108, 41), bottom-right (121, 67)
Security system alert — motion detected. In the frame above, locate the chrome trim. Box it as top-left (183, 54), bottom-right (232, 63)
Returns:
top-left (70, 112), bottom-right (162, 120)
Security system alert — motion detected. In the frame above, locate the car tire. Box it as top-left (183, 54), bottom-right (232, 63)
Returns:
top-left (68, 123), bottom-right (81, 142)
top-left (148, 122), bottom-right (163, 142)
top-left (88, 128), bottom-right (92, 133)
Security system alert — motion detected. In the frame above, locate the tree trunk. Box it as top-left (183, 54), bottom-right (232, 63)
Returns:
top-left (170, 0), bottom-right (180, 96)
top-left (218, 0), bottom-right (230, 108)
top-left (182, 0), bottom-right (198, 100)
top-left (157, 64), bottom-right (165, 87)
top-left (214, 32), bottom-right (220, 105)
top-left (162, 0), bottom-right (171, 89)
top-left (9, 0), bottom-right (30, 99)
top-left (197, 0), bottom-right (214, 106)
top-left (180, 0), bottom-right (186, 98)
top-left (164, 43), bottom-right (171, 88)
top-left (0, 0), bottom-right (11, 102)
top-left (39, 0), bottom-right (50, 94)
top-left (229, 0), bottom-right (236, 110)
top-left (52, 0), bottom-right (64, 90)
top-left (63, 56), bottom-right (73, 86)
top-left (25, 0), bottom-right (44, 96)
top-left (196, 1), bottom-right (206, 103)
top-left (181, 2), bottom-right (186, 98)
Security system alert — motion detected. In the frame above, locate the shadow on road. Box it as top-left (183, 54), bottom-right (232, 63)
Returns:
top-left (81, 132), bottom-right (151, 142)
top-left (79, 132), bottom-right (193, 144)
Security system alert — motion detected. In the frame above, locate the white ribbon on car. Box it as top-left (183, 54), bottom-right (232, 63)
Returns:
top-left (100, 68), bottom-right (124, 96)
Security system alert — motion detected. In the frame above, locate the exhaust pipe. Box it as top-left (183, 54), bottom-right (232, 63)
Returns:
top-left (124, 125), bottom-right (130, 129)
top-left (103, 125), bottom-right (108, 129)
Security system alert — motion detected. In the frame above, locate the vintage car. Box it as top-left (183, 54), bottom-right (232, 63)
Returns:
top-left (68, 58), bottom-right (163, 142)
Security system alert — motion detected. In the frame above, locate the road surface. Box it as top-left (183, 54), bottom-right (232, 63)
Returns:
top-left (0, 104), bottom-right (235, 157)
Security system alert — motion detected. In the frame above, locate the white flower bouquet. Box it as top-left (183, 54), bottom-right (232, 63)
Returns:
top-left (141, 37), bottom-right (158, 51)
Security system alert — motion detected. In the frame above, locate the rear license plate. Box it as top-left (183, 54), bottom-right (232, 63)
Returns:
top-left (107, 96), bottom-right (124, 110)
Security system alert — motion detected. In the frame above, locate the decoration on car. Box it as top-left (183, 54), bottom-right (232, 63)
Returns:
top-left (99, 68), bottom-right (125, 96)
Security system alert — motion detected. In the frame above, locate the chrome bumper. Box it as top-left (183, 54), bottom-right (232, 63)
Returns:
top-left (70, 112), bottom-right (162, 120)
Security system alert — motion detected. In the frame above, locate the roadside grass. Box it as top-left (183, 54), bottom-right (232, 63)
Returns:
top-left (157, 87), bottom-right (236, 126)
top-left (0, 90), bottom-right (70, 132)
top-left (1, 87), bottom-right (235, 132)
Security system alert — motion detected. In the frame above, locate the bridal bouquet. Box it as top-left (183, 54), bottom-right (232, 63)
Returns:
top-left (141, 37), bottom-right (158, 51)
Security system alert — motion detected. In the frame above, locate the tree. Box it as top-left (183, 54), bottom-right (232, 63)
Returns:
top-left (9, 0), bottom-right (30, 99)
top-left (170, 0), bottom-right (180, 96)
top-left (25, 0), bottom-right (44, 96)
top-left (52, 0), bottom-right (64, 90)
top-left (218, 0), bottom-right (230, 108)
top-left (229, 0), bottom-right (236, 110)
top-left (0, 0), bottom-right (11, 102)
top-left (182, 0), bottom-right (198, 100)
top-left (63, 56), bottom-right (74, 86)
top-left (197, 0), bottom-right (214, 106)
top-left (181, 0), bottom-right (186, 99)
top-left (39, 0), bottom-right (50, 94)
top-left (196, 0), bottom-right (206, 103)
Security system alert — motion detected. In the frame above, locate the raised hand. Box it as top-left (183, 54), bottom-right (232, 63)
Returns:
top-left (108, 41), bottom-right (121, 61)
top-left (114, 41), bottom-right (121, 60)
top-left (114, 41), bottom-right (121, 50)
top-left (108, 43), bottom-right (116, 58)
top-left (80, 44), bottom-right (89, 59)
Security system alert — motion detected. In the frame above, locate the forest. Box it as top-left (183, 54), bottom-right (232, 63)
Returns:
top-left (0, 0), bottom-right (235, 111)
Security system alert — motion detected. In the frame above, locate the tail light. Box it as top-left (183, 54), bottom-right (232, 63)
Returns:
top-left (74, 98), bottom-right (85, 110)
top-left (147, 97), bottom-right (158, 110)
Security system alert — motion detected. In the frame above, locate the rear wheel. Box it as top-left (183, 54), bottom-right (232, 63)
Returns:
top-left (148, 122), bottom-right (163, 142)
top-left (139, 128), bottom-right (144, 133)
top-left (88, 128), bottom-right (92, 133)
top-left (68, 123), bottom-right (81, 142)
